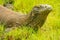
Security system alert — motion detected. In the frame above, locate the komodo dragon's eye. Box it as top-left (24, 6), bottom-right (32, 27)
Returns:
top-left (34, 6), bottom-right (40, 8)
top-left (40, 5), bottom-right (44, 8)
top-left (33, 6), bottom-right (40, 11)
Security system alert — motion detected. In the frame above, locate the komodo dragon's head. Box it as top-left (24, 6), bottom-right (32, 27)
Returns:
top-left (26, 4), bottom-right (52, 29)
top-left (32, 4), bottom-right (52, 15)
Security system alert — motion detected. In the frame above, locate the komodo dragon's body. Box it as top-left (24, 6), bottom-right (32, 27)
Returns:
top-left (0, 5), bottom-right (27, 28)
top-left (0, 4), bottom-right (52, 29)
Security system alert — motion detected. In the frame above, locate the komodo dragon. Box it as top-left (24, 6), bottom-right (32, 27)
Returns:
top-left (0, 4), bottom-right (52, 29)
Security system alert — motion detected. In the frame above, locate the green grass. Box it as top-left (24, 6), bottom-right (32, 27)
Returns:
top-left (0, 0), bottom-right (60, 40)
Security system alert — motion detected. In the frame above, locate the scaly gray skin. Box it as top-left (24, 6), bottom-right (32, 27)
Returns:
top-left (25, 4), bottom-right (52, 29)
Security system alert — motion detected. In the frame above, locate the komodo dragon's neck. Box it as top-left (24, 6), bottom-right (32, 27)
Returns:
top-left (24, 10), bottom-right (51, 29)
